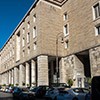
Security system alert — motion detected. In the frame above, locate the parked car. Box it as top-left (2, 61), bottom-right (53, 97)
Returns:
top-left (19, 87), bottom-right (29, 100)
top-left (6, 86), bottom-right (16, 93)
top-left (91, 76), bottom-right (100, 100)
top-left (51, 83), bottom-right (70, 88)
top-left (28, 85), bottom-right (49, 99)
top-left (56, 88), bottom-right (89, 100)
top-left (13, 87), bottom-right (23, 99)
top-left (45, 87), bottom-right (59, 100)
top-left (85, 92), bottom-right (91, 100)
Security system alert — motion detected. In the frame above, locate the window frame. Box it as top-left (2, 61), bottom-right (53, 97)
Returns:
top-left (63, 24), bottom-right (69, 37)
top-left (92, 2), bottom-right (100, 20)
top-left (33, 26), bottom-right (37, 38)
top-left (95, 24), bottom-right (100, 36)
top-left (27, 32), bottom-right (30, 43)
top-left (63, 12), bottom-right (68, 20)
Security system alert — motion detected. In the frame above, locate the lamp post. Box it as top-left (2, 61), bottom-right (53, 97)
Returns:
top-left (56, 33), bottom-right (64, 86)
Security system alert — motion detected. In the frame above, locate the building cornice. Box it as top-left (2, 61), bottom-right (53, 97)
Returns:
top-left (44, 0), bottom-right (68, 7)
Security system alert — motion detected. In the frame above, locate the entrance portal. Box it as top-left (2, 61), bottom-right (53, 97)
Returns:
top-left (76, 50), bottom-right (91, 87)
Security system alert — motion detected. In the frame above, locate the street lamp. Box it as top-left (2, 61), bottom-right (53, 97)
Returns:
top-left (56, 32), bottom-right (64, 86)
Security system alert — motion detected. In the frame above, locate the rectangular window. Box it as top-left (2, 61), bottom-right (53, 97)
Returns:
top-left (64, 12), bottom-right (68, 20)
top-left (23, 50), bottom-right (25, 57)
top-left (23, 27), bottom-right (25, 34)
top-left (65, 40), bottom-right (69, 49)
top-left (93, 3), bottom-right (100, 19)
top-left (33, 14), bottom-right (36, 22)
top-left (28, 47), bottom-right (30, 54)
top-left (63, 24), bottom-right (69, 36)
top-left (27, 33), bottom-right (30, 43)
top-left (27, 21), bottom-right (30, 29)
top-left (33, 26), bottom-right (37, 38)
top-left (95, 25), bottom-right (100, 36)
top-left (22, 37), bottom-right (25, 47)
top-left (34, 42), bottom-right (37, 50)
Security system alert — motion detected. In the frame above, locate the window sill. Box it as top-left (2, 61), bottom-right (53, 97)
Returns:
top-left (93, 16), bottom-right (100, 22)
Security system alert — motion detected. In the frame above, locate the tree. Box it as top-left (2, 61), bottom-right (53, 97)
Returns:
top-left (67, 79), bottom-right (73, 87)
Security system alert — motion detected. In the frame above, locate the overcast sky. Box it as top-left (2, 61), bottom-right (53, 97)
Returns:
top-left (0, 0), bottom-right (35, 49)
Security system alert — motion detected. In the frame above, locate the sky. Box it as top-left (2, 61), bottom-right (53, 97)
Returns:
top-left (0, 0), bottom-right (35, 49)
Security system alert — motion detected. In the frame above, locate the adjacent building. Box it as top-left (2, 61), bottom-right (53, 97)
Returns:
top-left (0, 0), bottom-right (100, 87)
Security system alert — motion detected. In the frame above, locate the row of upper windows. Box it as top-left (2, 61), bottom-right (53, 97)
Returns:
top-left (63, 2), bottom-right (100, 41)
top-left (1, 14), bottom-right (37, 60)
top-left (22, 42), bottom-right (37, 57)
top-left (23, 14), bottom-right (36, 30)
top-left (63, 12), bottom-right (69, 49)
top-left (93, 2), bottom-right (100, 36)
top-left (22, 26), bottom-right (37, 47)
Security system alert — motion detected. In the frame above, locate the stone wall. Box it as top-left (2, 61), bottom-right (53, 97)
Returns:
top-left (90, 46), bottom-right (100, 76)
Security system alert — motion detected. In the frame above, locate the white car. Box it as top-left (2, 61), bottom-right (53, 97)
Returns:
top-left (56, 88), bottom-right (89, 100)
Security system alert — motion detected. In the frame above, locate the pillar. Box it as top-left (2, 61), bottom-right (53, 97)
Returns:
top-left (19, 64), bottom-right (25, 86)
top-left (11, 69), bottom-right (14, 84)
top-left (26, 62), bottom-right (30, 86)
top-left (6, 71), bottom-right (9, 85)
top-left (9, 70), bottom-right (11, 84)
top-left (37, 55), bottom-right (49, 86)
top-left (14, 67), bottom-right (19, 86)
top-left (31, 60), bottom-right (36, 86)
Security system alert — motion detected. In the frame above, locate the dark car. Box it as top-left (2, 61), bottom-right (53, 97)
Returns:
top-left (28, 85), bottom-right (49, 99)
top-left (45, 87), bottom-right (60, 100)
top-left (19, 88), bottom-right (29, 100)
top-left (85, 92), bottom-right (91, 100)
top-left (13, 87), bottom-right (22, 99)
top-left (91, 76), bottom-right (100, 100)
top-left (56, 87), bottom-right (89, 100)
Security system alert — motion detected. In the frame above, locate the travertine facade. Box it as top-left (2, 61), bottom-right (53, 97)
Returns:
top-left (0, 0), bottom-right (100, 87)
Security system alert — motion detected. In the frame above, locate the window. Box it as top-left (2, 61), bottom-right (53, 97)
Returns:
top-left (23, 27), bottom-right (25, 34)
top-left (33, 26), bottom-right (37, 38)
top-left (27, 21), bottom-right (30, 29)
top-left (23, 50), bottom-right (25, 57)
top-left (33, 14), bottom-right (36, 22)
top-left (64, 12), bottom-right (68, 20)
top-left (64, 24), bottom-right (69, 36)
top-left (27, 33), bottom-right (30, 43)
top-left (34, 42), bottom-right (37, 50)
top-left (22, 37), bottom-right (25, 47)
top-left (65, 40), bottom-right (69, 49)
top-left (95, 25), bottom-right (100, 36)
top-left (28, 47), bottom-right (30, 54)
top-left (93, 3), bottom-right (100, 19)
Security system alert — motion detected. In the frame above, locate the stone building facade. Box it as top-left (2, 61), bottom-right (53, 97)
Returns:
top-left (0, 0), bottom-right (100, 87)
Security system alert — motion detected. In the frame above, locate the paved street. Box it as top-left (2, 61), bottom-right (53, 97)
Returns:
top-left (0, 92), bottom-right (45, 100)
top-left (0, 92), bottom-right (13, 100)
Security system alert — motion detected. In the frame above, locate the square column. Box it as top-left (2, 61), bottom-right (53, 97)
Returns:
top-left (9, 70), bottom-right (11, 84)
top-left (37, 55), bottom-right (49, 86)
top-left (11, 69), bottom-right (14, 85)
top-left (19, 64), bottom-right (25, 86)
top-left (26, 62), bottom-right (30, 86)
top-left (6, 72), bottom-right (9, 85)
top-left (31, 60), bottom-right (36, 86)
top-left (0, 75), bottom-right (1, 85)
top-left (14, 67), bottom-right (19, 86)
